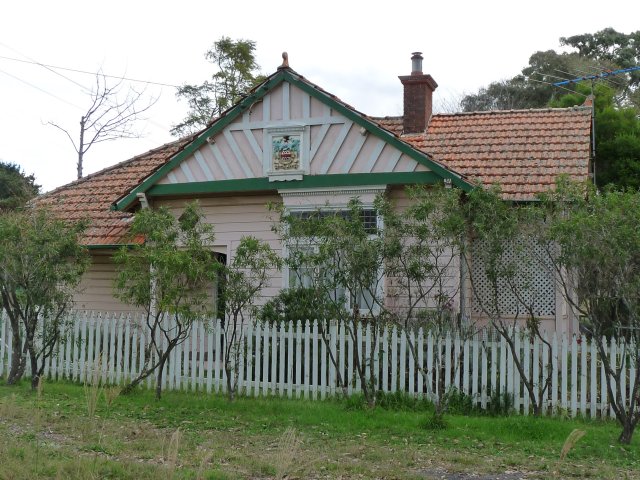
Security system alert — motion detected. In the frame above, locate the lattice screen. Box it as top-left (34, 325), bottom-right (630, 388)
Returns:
top-left (471, 237), bottom-right (556, 317)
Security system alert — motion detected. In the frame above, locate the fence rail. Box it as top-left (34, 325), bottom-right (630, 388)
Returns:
top-left (0, 311), bottom-right (637, 418)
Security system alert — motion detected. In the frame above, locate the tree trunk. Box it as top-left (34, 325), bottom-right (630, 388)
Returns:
top-left (155, 353), bottom-right (168, 400)
top-left (6, 313), bottom-right (26, 384)
top-left (618, 421), bottom-right (635, 444)
top-left (77, 117), bottom-right (85, 179)
top-left (29, 348), bottom-right (39, 390)
top-left (225, 364), bottom-right (236, 401)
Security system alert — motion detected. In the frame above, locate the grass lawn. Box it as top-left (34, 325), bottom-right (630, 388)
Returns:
top-left (0, 380), bottom-right (638, 479)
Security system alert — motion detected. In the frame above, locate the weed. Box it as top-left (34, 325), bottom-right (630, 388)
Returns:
top-left (165, 428), bottom-right (182, 480)
top-left (274, 427), bottom-right (301, 479)
top-left (487, 390), bottom-right (514, 416)
top-left (560, 429), bottom-right (586, 460)
top-left (444, 388), bottom-right (476, 415)
top-left (84, 355), bottom-right (103, 419)
top-left (423, 413), bottom-right (449, 430)
top-left (343, 391), bottom-right (433, 412)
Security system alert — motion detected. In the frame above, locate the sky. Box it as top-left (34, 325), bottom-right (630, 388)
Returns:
top-left (0, 0), bottom-right (637, 192)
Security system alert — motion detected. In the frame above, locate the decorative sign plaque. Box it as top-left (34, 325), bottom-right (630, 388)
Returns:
top-left (272, 134), bottom-right (301, 171)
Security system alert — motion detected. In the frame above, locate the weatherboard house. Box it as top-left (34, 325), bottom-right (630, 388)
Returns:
top-left (37, 53), bottom-right (592, 334)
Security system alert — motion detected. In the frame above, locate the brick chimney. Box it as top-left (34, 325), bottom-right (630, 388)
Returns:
top-left (399, 52), bottom-right (438, 134)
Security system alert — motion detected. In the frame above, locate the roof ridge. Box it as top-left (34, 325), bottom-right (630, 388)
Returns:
top-left (432, 106), bottom-right (592, 117)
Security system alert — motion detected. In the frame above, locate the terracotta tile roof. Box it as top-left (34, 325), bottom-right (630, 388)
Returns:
top-left (374, 108), bottom-right (592, 200)
top-left (34, 136), bottom-right (195, 246)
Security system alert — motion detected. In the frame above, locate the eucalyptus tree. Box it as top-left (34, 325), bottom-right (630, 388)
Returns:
top-left (220, 236), bottom-right (281, 401)
top-left (0, 208), bottom-right (88, 388)
top-left (541, 179), bottom-right (640, 443)
top-left (381, 184), bottom-right (477, 422)
top-left (114, 202), bottom-right (219, 400)
top-left (273, 199), bottom-right (388, 407)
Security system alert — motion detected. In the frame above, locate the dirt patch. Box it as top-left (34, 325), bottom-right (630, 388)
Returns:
top-left (417, 468), bottom-right (533, 480)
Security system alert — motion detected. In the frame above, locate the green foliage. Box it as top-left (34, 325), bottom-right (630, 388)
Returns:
top-left (541, 178), bottom-right (640, 443)
top-left (551, 83), bottom-right (640, 189)
top-left (259, 287), bottom-right (341, 325)
top-left (462, 28), bottom-right (640, 112)
top-left (218, 235), bottom-right (280, 400)
top-left (114, 202), bottom-right (219, 398)
top-left (487, 391), bottom-right (515, 417)
top-left (0, 208), bottom-right (88, 384)
top-left (114, 202), bottom-right (218, 320)
top-left (343, 391), bottom-right (434, 412)
top-left (422, 413), bottom-right (449, 430)
top-left (274, 198), bottom-right (388, 406)
top-left (560, 28), bottom-right (640, 88)
top-left (0, 162), bottom-right (39, 212)
top-left (171, 37), bottom-right (265, 136)
top-left (444, 388), bottom-right (476, 415)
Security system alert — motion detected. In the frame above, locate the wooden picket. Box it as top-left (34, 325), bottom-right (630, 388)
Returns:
top-left (0, 310), bottom-right (638, 420)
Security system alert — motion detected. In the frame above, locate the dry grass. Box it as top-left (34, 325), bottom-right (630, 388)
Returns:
top-left (273, 427), bottom-right (301, 479)
top-left (165, 428), bottom-right (182, 480)
top-left (560, 428), bottom-right (587, 460)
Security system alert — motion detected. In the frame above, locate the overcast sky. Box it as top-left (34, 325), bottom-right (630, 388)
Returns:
top-left (1, 0), bottom-right (637, 192)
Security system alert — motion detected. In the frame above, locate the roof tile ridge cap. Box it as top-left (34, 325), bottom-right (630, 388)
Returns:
top-left (434, 106), bottom-right (593, 117)
top-left (37, 135), bottom-right (196, 200)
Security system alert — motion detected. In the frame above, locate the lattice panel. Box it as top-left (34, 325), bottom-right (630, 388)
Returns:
top-left (471, 237), bottom-right (556, 317)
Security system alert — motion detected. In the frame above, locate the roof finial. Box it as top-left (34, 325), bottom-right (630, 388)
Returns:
top-left (279, 52), bottom-right (289, 69)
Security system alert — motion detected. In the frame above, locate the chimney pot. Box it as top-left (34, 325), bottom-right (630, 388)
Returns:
top-left (411, 52), bottom-right (423, 75)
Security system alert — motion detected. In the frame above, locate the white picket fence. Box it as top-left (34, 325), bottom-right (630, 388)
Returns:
top-left (0, 311), bottom-right (637, 418)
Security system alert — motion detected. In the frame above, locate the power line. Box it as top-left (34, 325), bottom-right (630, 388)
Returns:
top-left (0, 54), bottom-right (180, 89)
top-left (528, 77), bottom-right (588, 98)
top-left (0, 67), bottom-right (83, 109)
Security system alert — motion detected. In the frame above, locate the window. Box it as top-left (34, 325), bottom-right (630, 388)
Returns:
top-left (285, 208), bottom-right (383, 315)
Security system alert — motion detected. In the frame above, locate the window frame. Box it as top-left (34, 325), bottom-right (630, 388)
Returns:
top-left (282, 203), bottom-right (385, 316)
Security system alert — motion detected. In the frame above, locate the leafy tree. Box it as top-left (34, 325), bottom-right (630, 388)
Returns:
top-left (114, 202), bottom-right (219, 400)
top-left (552, 83), bottom-right (640, 189)
top-left (273, 199), bottom-right (388, 407)
top-left (0, 208), bottom-right (88, 388)
top-left (0, 161), bottom-right (39, 211)
top-left (171, 37), bottom-right (265, 136)
top-left (381, 185), bottom-right (477, 423)
top-left (561, 28), bottom-right (640, 95)
top-left (462, 186), bottom-right (555, 417)
top-left (461, 29), bottom-right (639, 112)
top-left (541, 179), bottom-right (640, 444)
top-left (220, 236), bottom-right (281, 401)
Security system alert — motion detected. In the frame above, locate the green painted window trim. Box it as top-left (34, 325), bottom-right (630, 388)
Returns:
top-left (147, 172), bottom-right (442, 197)
top-left (112, 68), bottom-right (474, 212)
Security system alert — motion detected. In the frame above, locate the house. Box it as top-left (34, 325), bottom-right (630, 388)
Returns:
top-left (36, 53), bottom-right (592, 334)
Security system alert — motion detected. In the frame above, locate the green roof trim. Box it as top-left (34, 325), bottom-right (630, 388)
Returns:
top-left (112, 68), bottom-right (474, 212)
top-left (147, 172), bottom-right (442, 197)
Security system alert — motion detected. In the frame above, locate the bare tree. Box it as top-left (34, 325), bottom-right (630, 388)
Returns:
top-left (49, 72), bottom-right (157, 179)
